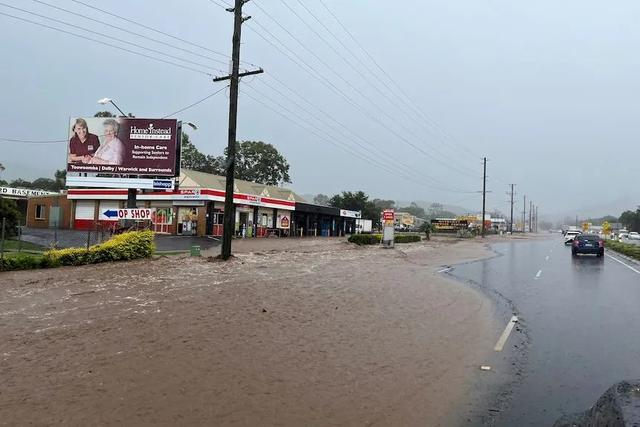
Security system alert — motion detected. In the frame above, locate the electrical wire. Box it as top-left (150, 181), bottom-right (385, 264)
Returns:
top-left (30, 0), bottom-right (229, 67)
top-left (247, 2), bottom-right (480, 180)
top-left (0, 3), bottom-right (224, 74)
top-left (0, 11), bottom-right (213, 76)
top-left (161, 85), bottom-right (229, 118)
top-left (241, 88), bottom-right (476, 194)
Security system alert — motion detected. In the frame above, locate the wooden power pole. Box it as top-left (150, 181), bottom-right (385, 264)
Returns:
top-left (215, 0), bottom-right (263, 260)
top-left (481, 157), bottom-right (487, 237)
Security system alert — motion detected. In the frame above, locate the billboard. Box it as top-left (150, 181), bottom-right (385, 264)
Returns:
top-left (67, 117), bottom-right (178, 176)
top-left (431, 218), bottom-right (469, 231)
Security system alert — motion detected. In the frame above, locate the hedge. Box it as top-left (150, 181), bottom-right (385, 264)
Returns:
top-left (606, 240), bottom-right (640, 261)
top-left (1, 231), bottom-right (155, 272)
top-left (348, 233), bottom-right (422, 245)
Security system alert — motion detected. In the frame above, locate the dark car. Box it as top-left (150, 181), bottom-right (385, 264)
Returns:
top-left (572, 234), bottom-right (604, 257)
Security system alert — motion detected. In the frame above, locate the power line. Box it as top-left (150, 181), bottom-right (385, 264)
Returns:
top-left (256, 75), bottom-right (473, 192)
top-left (161, 85), bottom-right (229, 118)
top-left (284, 0), bottom-right (479, 171)
top-left (317, 0), bottom-right (481, 162)
top-left (246, 80), bottom-right (467, 191)
top-left (68, 0), bottom-right (245, 63)
top-left (241, 88), bottom-right (475, 194)
top-left (0, 3), bottom-right (224, 74)
top-left (247, 2), bottom-right (479, 180)
top-left (0, 10), bottom-right (213, 76)
top-left (30, 0), bottom-right (229, 68)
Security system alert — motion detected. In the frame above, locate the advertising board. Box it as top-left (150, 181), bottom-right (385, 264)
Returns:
top-left (67, 117), bottom-right (178, 176)
top-left (431, 218), bottom-right (469, 231)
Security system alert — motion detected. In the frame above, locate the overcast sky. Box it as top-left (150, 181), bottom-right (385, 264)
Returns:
top-left (1, 0), bottom-right (639, 218)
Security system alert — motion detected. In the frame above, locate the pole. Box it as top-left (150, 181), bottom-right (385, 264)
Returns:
top-left (0, 217), bottom-right (5, 262)
top-left (481, 157), bottom-right (487, 237)
top-left (509, 184), bottom-right (515, 233)
top-left (536, 206), bottom-right (539, 233)
top-left (529, 201), bottom-right (533, 234)
top-left (18, 219), bottom-right (22, 252)
top-left (523, 195), bottom-right (526, 233)
top-left (221, 0), bottom-right (246, 260)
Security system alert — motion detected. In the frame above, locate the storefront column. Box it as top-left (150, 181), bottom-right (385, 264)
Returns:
top-left (253, 207), bottom-right (259, 238)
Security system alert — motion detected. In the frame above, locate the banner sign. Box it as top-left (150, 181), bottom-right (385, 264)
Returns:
top-left (66, 176), bottom-right (174, 190)
top-left (431, 218), bottom-right (469, 231)
top-left (67, 117), bottom-right (178, 176)
top-left (102, 208), bottom-right (154, 220)
top-left (0, 187), bottom-right (58, 198)
top-left (382, 209), bottom-right (395, 225)
top-left (340, 209), bottom-right (361, 218)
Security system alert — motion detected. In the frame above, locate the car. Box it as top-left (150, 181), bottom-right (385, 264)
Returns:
top-left (572, 234), bottom-right (604, 257)
top-left (628, 232), bottom-right (640, 240)
top-left (564, 230), bottom-right (582, 245)
top-left (618, 232), bottom-right (629, 242)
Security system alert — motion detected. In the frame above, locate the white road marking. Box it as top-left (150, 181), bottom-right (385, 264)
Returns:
top-left (494, 316), bottom-right (519, 351)
top-left (606, 253), bottom-right (640, 275)
top-left (535, 270), bottom-right (542, 279)
top-left (545, 255), bottom-right (549, 261)
top-left (437, 267), bottom-right (452, 273)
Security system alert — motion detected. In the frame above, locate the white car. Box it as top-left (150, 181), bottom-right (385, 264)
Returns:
top-left (628, 232), bottom-right (640, 240)
top-left (564, 230), bottom-right (582, 245)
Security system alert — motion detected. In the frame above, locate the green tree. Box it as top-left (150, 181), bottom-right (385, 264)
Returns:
top-left (94, 111), bottom-right (115, 117)
top-left (0, 198), bottom-right (20, 237)
top-left (397, 202), bottom-right (426, 218)
top-left (54, 169), bottom-right (66, 191)
top-left (329, 191), bottom-right (381, 225)
top-left (620, 209), bottom-right (640, 232)
top-left (31, 178), bottom-right (58, 192)
top-left (180, 133), bottom-right (211, 172)
top-left (0, 162), bottom-right (4, 172)
top-left (9, 178), bottom-right (32, 188)
top-left (225, 140), bottom-right (291, 185)
top-left (313, 194), bottom-right (330, 206)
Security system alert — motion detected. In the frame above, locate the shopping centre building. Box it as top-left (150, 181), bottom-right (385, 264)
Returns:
top-left (25, 169), bottom-right (360, 238)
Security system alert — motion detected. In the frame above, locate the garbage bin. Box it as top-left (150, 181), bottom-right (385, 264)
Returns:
top-left (190, 245), bottom-right (201, 257)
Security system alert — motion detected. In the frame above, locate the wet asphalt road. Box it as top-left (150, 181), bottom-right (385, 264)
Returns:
top-left (450, 235), bottom-right (640, 426)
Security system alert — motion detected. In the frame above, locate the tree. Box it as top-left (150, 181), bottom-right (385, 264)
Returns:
top-left (94, 111), bottom-right (115, 117)
top-left (371, 199), bottom-right (395, 211)
top-left (0, 162), bottom-right (4, 172)
top-left (54, 169), bottom-right (66, 191)
top-left (0, 198), bottom-right (20, 237)
top-left (620, 209), bottom-right (640, 232)
top-left (227, 140), bottom-right (291, 185)
top-left (180, 133), bottom-right (211, 172)
top-left (9, 178), bottom-right (32, 189)
top-left (31, 178), bottom-right (58, 192)
top-left (313, 194), bottom-right (330, 206)
top-left (329, 191), bottom-right (381, 226)
top-left (397, 202), bottom-right (426, 218)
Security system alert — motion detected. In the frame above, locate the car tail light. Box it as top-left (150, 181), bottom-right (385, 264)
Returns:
top-left (573, 239), bottom-right (579, 247)
top-left (599, 240), bottom-right (604, 248)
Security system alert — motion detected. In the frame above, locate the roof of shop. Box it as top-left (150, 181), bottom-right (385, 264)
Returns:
top-left (179, 169), bottom-right (307, 203)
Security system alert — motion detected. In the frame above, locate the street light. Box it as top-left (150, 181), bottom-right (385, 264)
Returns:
top-left (97, 97), bottom-right (127, 117)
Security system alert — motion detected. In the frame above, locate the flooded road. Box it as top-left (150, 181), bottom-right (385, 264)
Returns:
top-left (450, 236), bottom-right (640, 426)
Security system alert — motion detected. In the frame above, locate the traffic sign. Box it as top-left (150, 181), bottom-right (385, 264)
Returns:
top-left (102, 208), bottom-right (154, 220)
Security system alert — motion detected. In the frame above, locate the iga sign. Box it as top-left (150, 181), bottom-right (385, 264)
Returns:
top-left (67, 117), bottom-right (178, 176)
top-left (103, 208), bottom-right (154, 220)
top-left (382, 209), bottom-right (395, 225)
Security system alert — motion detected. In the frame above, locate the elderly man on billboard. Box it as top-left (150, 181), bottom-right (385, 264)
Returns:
top-left (88, 118), bottom-right (125, 165)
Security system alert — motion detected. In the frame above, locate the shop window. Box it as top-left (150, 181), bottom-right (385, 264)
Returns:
top-left (153, 208), bottom-right (174, 225)
top-left (35, 204), bottom-right (46, 220)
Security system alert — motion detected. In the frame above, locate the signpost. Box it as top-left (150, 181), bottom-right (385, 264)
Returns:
top-left (382, 209), bottom-right (395, 248)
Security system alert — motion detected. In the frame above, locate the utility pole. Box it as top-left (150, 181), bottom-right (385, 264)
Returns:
top-left (529, 200), bottom-right (533, 234)
top-left (523, 195), bottom-right (526, 233)
top-left (535, 206), bottom-right (539, 233)
top-left (508, 184), bottom-right (515, 233)
top-left (481, 157), bottom-right (487, 238)
top-left (216, 0), bottom-right (263, 260)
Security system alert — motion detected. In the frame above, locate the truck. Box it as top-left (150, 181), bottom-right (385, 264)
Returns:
top-left (355, 219), bottom-right (372, 234)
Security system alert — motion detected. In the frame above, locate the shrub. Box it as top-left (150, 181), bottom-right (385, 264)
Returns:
top-left (395, 234), bottom-right (421, 243)
top-left (0, 254), bottom-right (43, 271)
top-left (348, 234), bottom-right (381, 245)
top-left (43, 230), bottom-right (155, 267)
top-left (606, 240), bottom-right (640, 261)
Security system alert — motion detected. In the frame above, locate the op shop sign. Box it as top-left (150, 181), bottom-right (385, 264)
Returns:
top-left (67, 117), bottom-right (178, 176)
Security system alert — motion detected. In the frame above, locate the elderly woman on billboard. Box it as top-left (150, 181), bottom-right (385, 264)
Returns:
top-left (88, 118), bottom-right (125, 165)
top-left (68, 118), bottom-right (100, 163)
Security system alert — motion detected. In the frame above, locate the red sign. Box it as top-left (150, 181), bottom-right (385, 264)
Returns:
top-left (280, 216), bottom-right (290, 229)
top-left (382, 210), bottom-right (395, 221)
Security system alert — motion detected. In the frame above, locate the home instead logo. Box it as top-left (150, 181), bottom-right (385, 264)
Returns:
top-left (130, 123), bottom-right (172, 140)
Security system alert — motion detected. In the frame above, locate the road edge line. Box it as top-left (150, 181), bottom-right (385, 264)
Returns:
top-left (494, 316), bottom-right (518, 351)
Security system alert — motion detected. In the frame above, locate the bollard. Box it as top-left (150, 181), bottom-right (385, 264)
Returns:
top-left (190, 245), bottom-right (201, 257)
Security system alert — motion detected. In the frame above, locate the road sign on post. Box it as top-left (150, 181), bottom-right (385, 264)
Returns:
top-left (382, 209), bottom-right (395, 248)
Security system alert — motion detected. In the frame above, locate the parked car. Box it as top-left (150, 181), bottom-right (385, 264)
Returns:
top-left (628, 232), bottom-right (640, 240)
top-left (564, 230), bottom-right (582, 245)
top-left (618, 232), bottom-right (629, 242)
top-left (572, 234), bottom-right (604, 257)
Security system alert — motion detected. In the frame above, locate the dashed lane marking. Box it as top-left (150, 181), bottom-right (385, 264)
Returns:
top-left (535, 270), bottom-right (542, 279)
top-left (437, 267), bottom-right (452, 273)
top-left (545, 255), bottom-right (549, 261)
top-left (494, 316), bottom-right (519, 351)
